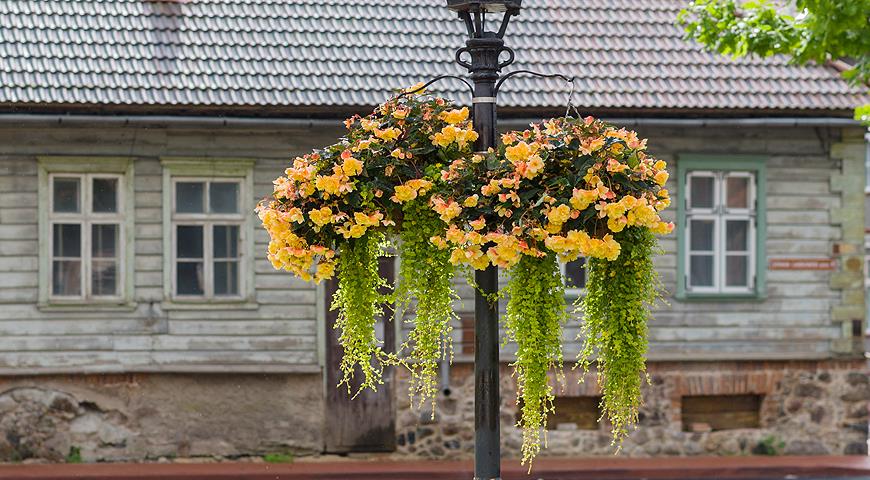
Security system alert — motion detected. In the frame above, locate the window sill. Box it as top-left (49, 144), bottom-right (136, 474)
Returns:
top-left (676, 292), bottom-right (766, 302)
top-left (37, 302), bottom-right (138, 313)
top-left (161, 300), bottom-right (259, 311)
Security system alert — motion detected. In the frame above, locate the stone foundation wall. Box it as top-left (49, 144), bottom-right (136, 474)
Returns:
top-left (0, 373), bottom-right (324, 462)
top-left (394, 360), bottom-right (869, 459)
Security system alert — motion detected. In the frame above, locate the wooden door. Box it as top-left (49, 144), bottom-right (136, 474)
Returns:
top-left (324, 258), bottom-right (396, 452)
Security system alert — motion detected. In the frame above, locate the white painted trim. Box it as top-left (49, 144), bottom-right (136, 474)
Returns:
top-left (36, 157), bottom-right (134, 308)
top-left (161, 157), bottom-right (256, 305)
top-left (685, 170), bottom-right (756, 294)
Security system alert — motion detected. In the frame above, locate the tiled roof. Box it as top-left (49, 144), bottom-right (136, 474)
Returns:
top-left (0, 0), bottom-right (865, 115)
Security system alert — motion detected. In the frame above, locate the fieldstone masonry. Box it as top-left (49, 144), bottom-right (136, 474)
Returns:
top-left (0, 373), bottom-right (324, 462)
top-left (394, 361), bottom-right (869, 458)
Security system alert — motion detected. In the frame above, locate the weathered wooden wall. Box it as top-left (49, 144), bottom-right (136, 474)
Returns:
top-left (0, 122), bottom-right (345, 373)
top-left (0, 122), bottom-right (864, 373)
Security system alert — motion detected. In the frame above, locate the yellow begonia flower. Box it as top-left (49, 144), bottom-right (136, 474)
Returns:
top-left (570, 188), bottom-right (598, 211)
top-left (391, 184), bottom-right (418, 203)
top-left (430, 236), bottom-right (448, 249)
top-left (607, 215), bottom-right (628, 232)
top-left (627, 203), bottom-right (658, 227)
top-left (392, 108), bottom-right (408, 120)
top-left (374, 127), bottom-right (401, 142)
top-left (470, 217), bottom-right (486, 231)
top-left (505, 141), bottom-right (535, 163)
top-left (546, 204), bottom-right (571, 226)
top-left (654, 160), bottom-right (667, 171)
top-left (654, 170), bottom-right (669, 186)
top-left (314, 261), bottom-right (335, 282)
top-left (309, 207), bottom-right (334, 227)
top-left (463, 194), bottom-right (479, 207)
top-left (651, 221), bottom-right (675, 235)
top-left (359, 118), bottom-right (378, 131)
top-left (342, 157), bottom-right (364, 176)
top-left (354, 211), bottom-right (383, 227)
top-left (314, 175), bottom-right (342, 195)
top-left (285, 207), bottom-right (305, 224)
top-left (439, 107), bottom-right (469, 125)
top-left (434, 199), bottom-right (462, 223)
top-left (403, 82), bottom-right (426, 95)
top-left (525, 155), bottom-right (545, 179)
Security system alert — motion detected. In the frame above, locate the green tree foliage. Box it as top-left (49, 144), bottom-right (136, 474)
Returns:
top-left (678, 0), bottom-right (870, 122)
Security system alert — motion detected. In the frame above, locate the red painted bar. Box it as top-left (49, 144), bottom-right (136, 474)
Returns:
top-left (0, 456), bottom-right (867, 480)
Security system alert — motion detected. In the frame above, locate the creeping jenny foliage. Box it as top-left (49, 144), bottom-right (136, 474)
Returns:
top-left (396, 200), bottom-right (458, 411)
top-left (332, 232), bottom-right (388, 394)
top-left (579, 227), bottom-right (659, 444)
top-left (505, 253), bottom-right (568, 466)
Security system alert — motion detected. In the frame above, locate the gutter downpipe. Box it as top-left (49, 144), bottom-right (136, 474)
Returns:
top-left (0, 114), bottom-right (861, 129)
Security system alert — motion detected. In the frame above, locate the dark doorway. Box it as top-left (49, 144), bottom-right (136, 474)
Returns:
top-left (324, 257), bottom-right (396, 452)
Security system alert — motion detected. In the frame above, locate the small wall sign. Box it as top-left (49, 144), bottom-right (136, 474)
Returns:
top-left (768, 258), bottom-right (836, 270)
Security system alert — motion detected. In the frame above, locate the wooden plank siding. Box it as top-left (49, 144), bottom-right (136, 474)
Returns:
top-left (0, 123), bottom-right (345, 373)
top-left (0, 122), bottom-right (859, 373)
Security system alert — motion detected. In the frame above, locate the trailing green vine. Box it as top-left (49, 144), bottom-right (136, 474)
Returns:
top-left (505, 253), bottom-right (567, 467)
top-left (396, 200), bottom-right (457, 413)
top-left (332, 232), bottom-right (388, 395)
top-left (577, 227), bottom-right (659, 445)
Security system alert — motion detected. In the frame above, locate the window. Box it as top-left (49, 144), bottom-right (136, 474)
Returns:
top-left (37, 157), bottom-right (133, 307)
top-left (48, 174), bottom-right (124, 300)
top-left (560, 257), bottom-right (586, 297)
top-left (171, 179), bottom-right (244, 298)
top-left (677, 156), bottom-right (766, 299)
top-left (684, 171), bottom-right (756, 294)
top-left (681, 394), bottom-right (762, 432)
top-left (161, 157), bottom-right (259, 305)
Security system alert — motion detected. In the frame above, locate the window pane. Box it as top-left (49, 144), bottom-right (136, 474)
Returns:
top-left (52, 224), bottom-right (81, 257)
top-left (176, 226), bottom-right (203, 258)
top-left (92, 260), bottom-right (117, 296)
top-left (689, 219), bottom-right (714, 251)
top-left (725, 255), bottom-right (749, 287)
top-left (214, 261), bottom-right (239, 296)
top-left (176, 182), bottom-right (205, 213)
top-left (177, 262), bottom-right (204, 295)
top-left (725, 220), bottom-right (749, 252)
top-left (564, 258), bottom-right (586, 289)
top-left (726, 176), bottom-right (749, 209)
top-left (52, 260), bottom-right (81, 296)
top-left (92, 178), bottom-right (118, 213)
top-left (92, 224), bottom-right (118, 258)
top-left (53, 178), bottom-right (80, 213)
top-left (690, 255), bottom-right (714, 287)
top-left (689, 176), bottom-right (714, 209)
top-left (213, 225), bottom-right (239, 258)
top-left (210, 182), bottom-right (240, 214)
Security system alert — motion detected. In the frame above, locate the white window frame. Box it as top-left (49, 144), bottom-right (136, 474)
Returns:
top-left (161, 157), bottom-right (255, 306)
top-left (170, 178), bottom-right (245, 300)
top-left (37, 157), bottom-right (135, 309)
top-left (559, 257), bottom-right (587, 297)
top-left (685, 170), bottom-right (756, 294)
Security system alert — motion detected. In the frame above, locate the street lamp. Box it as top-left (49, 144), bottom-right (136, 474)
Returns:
top-left (449, 3), bottom-right (518, 480)
top-left (401, 3), bottom-right (569, 479)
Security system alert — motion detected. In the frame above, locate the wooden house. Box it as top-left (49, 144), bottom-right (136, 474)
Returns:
top-left (0, 0), bottom-right (867, 461)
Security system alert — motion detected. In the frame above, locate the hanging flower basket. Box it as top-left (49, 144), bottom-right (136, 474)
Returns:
top-left (436, 115), bottom-right (673, 463)
top-left (259, 92), bottom-right (674, 466)
top-left (257, 89), bottom-right (476, 406)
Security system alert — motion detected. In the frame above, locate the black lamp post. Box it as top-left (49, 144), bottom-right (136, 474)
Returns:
top-left (445, 2), bottom-right (521, 479)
